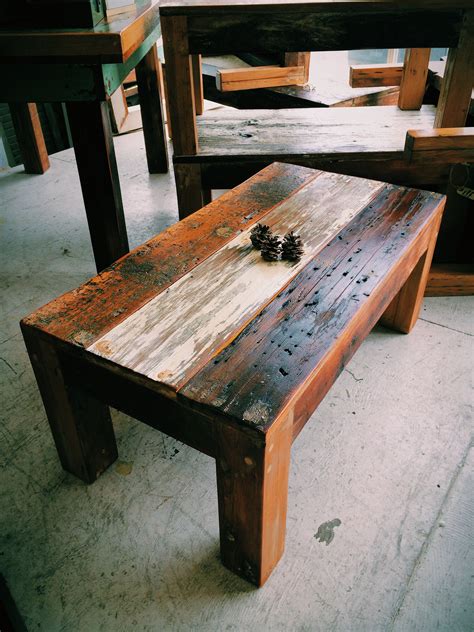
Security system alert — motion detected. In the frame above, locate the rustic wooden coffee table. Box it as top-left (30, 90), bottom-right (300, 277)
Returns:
top-left (21, 163), bottom-right (445, 586)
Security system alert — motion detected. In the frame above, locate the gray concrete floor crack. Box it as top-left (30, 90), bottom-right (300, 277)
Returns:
top-left (419, 317), bottom-right (473, 337)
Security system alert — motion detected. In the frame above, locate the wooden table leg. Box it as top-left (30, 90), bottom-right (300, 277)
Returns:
top-left (66, 101), bottom-right (129, 272)
top-left (136, 45), bottom-right (169, 174)
top-left (216, 415), bottom-right (292, 586)
top-left (9, 102), bottom-right (50, 174)
top-left (398, 48), bottom-right (431, 110)
top-left (380, 206), bottom-right (444, 333)
top-left (191, 54), bottom-right (204, 116)
top-left (22, 327), bottom-right (118, 484)
top-left (173, 163), bottom-right (205, 219)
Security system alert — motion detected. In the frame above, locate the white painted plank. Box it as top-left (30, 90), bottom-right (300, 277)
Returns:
top-left (88, 171), bottom-right (385, 389)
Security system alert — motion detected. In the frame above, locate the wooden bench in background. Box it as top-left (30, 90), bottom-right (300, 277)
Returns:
top-left (21, 163), bottom-right (445, 586)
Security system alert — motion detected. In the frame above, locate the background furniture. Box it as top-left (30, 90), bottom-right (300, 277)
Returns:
top-left (161, 0), bottom-right (473, 216)
top-left (160, 0), bottom-right (473, 295)
top-left (0, 0), bottom-right (167, 271)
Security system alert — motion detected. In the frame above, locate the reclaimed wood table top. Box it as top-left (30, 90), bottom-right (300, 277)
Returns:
top-left (0, 0), bottom-right (159, 63)
top-left (23, 163), bottom-right (444, 432)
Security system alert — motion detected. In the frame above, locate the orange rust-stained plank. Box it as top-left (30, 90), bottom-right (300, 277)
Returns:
top-left (180, 185), bottom-right (445, 434)
top-left (216, 412), bottom-right (292, 586)
top-left (22, 162), bottom-right (317, 347)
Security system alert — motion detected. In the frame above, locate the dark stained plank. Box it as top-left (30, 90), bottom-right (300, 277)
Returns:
top-left (22, 162), bottom-right (317, 347)
top-left (180, 185), bottom-right (445, 435)
top-left (182, 10), bottom-right (462, 54)
top-left (66, 100), bottom-right (130, 272)
top-left (160, 1), bottom-right (471, 16)
top-left (135, 44), bottom-right (169, 174)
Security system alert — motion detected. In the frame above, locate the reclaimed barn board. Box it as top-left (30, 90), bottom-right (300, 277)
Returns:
top-left (22, 163), bottom-right (445, 586)
top-left (22, 162), bottom-right (316, 346)
top-left (193, 106), bottom-right (437, 157)
top-left (181, 184), bottom-right (445, 431)
top-left (89, 171), bottom-right (385, 390)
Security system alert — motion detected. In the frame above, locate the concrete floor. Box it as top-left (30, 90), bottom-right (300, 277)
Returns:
top-left (0, 131), bottom-right (473, 632)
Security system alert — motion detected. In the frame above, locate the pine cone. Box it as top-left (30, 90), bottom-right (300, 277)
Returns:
top-left (250, 223), bottom-right (271, 250)
top-left (281, 231), bottom-right (304, 262)
top-left (261, 234), bottom-right (281, 261)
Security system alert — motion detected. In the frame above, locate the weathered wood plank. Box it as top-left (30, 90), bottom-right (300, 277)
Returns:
top-left (180, 10), bottom-right (462, 55)
top-left (21, 162), bottom-right (316, 347)
top-left (160, 1), bottom-right (472, 15)
top-left (216, 65), bottom-right (307, 92)
top-left (380, 204), bottom-right (443, 332)
top-left (181, 185), bottom-right (445, 433)
top-left (193, 105), bottom-right (437, 157)
top-left (88, 172), bottom-right (385, 391)
top-left (350, 63), bottom-right (404, 88)
top-left (398, 48), bottom-right (431, 110)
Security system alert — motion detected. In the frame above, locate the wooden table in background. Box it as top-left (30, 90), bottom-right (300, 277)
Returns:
top-left (0, 0), bottom-right (167, 271)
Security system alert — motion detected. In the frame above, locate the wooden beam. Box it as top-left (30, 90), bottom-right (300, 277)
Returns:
top-left (9, 102), bottom-right (50, 174)
top-left (398, 48), bottom-right (431, 110)
top-left (160, 14), bottom-right (198, 155)
top-left (435, 11), bottom-right (474, 127)
top-left (216, 65), bottom-right (307, 92)
top-left (405, 127), bottom-right (474, 154)
top-left (425, 264), bottom-right (474, 296)
top-left (350, 63), bottom-right (403, 88)
top-left (191, 54), bottom-right (204, 114)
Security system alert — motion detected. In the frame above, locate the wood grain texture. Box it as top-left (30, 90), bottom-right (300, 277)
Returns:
top-left (425, 264), bottom-right (474, 296)
top-left (193, 105), bottom-right (437, 158)
top-left (191, 54), bottom-right (204, 115)
top-left (21, 162), bottom-right (316, 347)
top-left (380, 202), bottom-right (443, 332)
top-left (181, 184), bottom-right (445, 433)
top-left (350, 63), bottom-right (403, 88)
top-left (183, 9), bottom-right (462, 55)
top-left (216, 65), bottom-right (307, 92)
top-left (398, 48), bottom-right (431, 110)
top-left (349, 64), bottom-right (403, 88)
top-left (21, 325), bottom-right (117, 484)
top-left (0, 0), bottom-right (160, 64)
top-left (404, 127), bottom-right (474, 162)
top-left (88, 172), bottom-right (385, 391)
top-left (284, 51), bottom-right (310, 82)
top-left (9, 103), bottom-right (50, 174)
top-left (135, 44), bottom-right (169, 174)
top-left (434, 11), bottom-right (474, 127)
top-left (173, 162), bottom-right (205, 218)
top-left (66, 100), bottom-right (129, 272)
top-left (216, 412), bottom-right (292, 586)
top-left (160, 14), bottom-right (198, 155)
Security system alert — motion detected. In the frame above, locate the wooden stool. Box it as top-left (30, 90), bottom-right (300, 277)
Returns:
top-left (21, 163), bottom-right (445, 586)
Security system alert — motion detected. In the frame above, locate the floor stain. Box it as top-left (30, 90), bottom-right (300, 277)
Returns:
top-left (314, 518), bottom-right (342, 545)
top-left (115, 461), bottom-right (133, 476)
